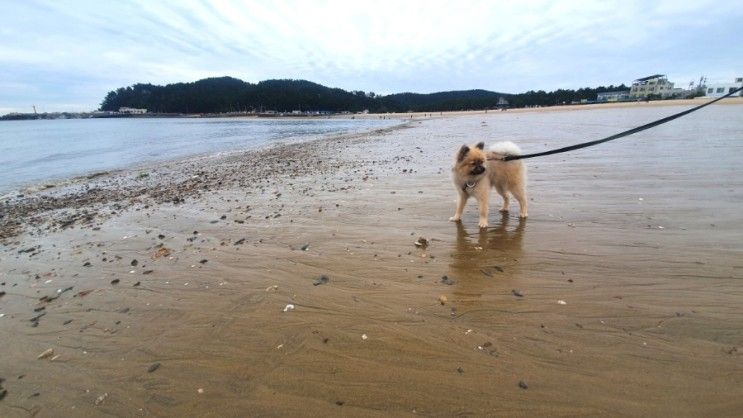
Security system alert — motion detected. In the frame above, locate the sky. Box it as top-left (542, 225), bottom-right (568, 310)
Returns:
top-left (0, 0), bottom-right (741, 114)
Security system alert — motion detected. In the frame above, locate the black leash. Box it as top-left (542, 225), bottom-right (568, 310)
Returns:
top-left (498, 86), bottom-right (743, 161)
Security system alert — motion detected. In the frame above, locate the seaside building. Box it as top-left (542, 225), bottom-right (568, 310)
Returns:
top-left (629, 74), bottom-right (676, 99)
top-left (119, 107), bottom-right (147, 114)
top-left (703, 77), bottom-right (743, 98)
top-left (596, 91), bottom-right (630, 102)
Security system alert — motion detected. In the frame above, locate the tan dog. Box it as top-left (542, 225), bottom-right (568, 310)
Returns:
top-left (449, 141), bottom-right (527, 228)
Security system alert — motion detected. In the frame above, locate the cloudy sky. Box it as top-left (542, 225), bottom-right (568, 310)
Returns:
top-left (1, 0), bottom-right (741, 113)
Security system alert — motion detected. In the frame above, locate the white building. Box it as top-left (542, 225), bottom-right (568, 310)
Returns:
top-left (703, 78), bottom-right (743, 98)
top-left (597, 91), bottom-right (630, 102)
top-left (629, 74), bottom-right (676, 99)
top-left (119, 107), bottom-right (147, 114)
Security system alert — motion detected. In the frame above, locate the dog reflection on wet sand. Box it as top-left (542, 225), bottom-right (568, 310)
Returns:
top-left (447, 214), bottom-right (526, 306)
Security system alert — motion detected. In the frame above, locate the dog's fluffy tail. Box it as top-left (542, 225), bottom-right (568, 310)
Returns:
top-left (489, 141), bottom-right (522, 156)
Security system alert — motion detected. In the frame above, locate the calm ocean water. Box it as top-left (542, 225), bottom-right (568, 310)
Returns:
top-left (0, 117), bottom-right (400, 192)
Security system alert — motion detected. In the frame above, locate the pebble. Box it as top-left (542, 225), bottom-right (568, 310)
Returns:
top-left (518, 380), bottom-right (528, 389)
top-left (152, 247), bottom-right (171, 259)
top-left (131, 259), bottom-right (138, 266)
top-left (361, 334), bottom-right (368, 340)
top-left (37, 348), bottom-right (54, 360)
top-left (313, 275), bottom-right (329, 286)
top-left (414, 237), bottom-right (428, 248)
top-left (95, 392), bottom-right (108, 405)
top-left (147, 363), bottom-right (161, 373)
top-left (283, 304), bottom-right (295, 312)
top-left (512, 289), bottom-right (524, 297)
top-left (440, 275), bottom-right (455, 285)
top-left (110, 279), bottom-right (120, 285)
top-left (438, 295), bottom-right (448, 305)
top-left (557, 300), bottom-right (567, 305)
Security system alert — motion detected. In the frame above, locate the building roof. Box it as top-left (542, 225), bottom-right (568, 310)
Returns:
top-left (634, 74), bottom-right (666, 82)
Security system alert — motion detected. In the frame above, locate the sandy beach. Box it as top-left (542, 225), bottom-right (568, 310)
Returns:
top-left (1, 102), bottom-right (743, 416)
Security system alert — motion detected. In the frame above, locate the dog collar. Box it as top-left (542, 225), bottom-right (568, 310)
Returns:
top-left (462, 180), bottom-right (477, 192)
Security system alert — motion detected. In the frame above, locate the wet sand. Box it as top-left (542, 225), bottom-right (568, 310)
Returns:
top-left (1, 103), bottom-right (742, 416)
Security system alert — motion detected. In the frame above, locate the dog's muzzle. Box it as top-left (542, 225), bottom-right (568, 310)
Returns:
top-left (471, 166), bottom-right (485, 175)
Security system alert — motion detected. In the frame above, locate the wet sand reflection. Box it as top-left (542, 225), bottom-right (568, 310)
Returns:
top-left (448, 214), bottom-right (526, 307)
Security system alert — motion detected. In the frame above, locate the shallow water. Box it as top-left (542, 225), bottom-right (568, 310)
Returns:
top-left (0, 117), bottom-right (399, 192)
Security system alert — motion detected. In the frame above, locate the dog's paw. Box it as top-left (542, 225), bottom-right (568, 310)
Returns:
top-left (449, 216), bottom-right (461, 222)
top-left (519, 213), bottom-right (528, 219)
top-left (499, 208), bottom-right (509, 213)
top-left (478, 221), bottom-right (489, 228)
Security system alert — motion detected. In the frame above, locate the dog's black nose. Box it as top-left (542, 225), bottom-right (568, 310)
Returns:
top-left (472, 166), bottom-right (485, 175)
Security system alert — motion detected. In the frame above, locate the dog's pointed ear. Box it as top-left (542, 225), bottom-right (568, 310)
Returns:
top-left (475, 142), bottom-right (485, 150)
top-left (457, 145), bottom-right (470, 162)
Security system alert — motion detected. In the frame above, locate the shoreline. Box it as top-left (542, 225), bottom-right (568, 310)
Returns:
top-left (0, 121), bottom-right (412, 241)
top-left (1, 105), bottom-right (742, 416)
top-left (5, 96), bottom-right (741, 123)
top-left (5, 95), bottom-right (739, 199)
top-left (0, 119), bottom-right (410, 199)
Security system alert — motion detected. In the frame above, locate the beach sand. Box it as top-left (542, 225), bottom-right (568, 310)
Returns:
top-left (1, 103), bottom-right (742, 416)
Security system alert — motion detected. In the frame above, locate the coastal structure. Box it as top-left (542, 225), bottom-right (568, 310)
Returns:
top-left (629, 74), bottom-right (676, 99)
top-left (596, 91), bottom-right (630, 102)
top-left (119, 107), bottom-right (147, 114)
top-left (703, 77), bottom-right (743, 98)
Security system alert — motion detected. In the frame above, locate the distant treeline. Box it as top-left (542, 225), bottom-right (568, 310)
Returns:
top-left (99, 76), bottom-right (631, 113)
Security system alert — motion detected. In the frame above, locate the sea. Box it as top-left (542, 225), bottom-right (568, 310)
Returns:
top-left (0, 117), bottom-right (401, 193)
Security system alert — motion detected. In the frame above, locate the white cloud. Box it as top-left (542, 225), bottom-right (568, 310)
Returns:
top-left (0, 0), bottom-right (741, 112)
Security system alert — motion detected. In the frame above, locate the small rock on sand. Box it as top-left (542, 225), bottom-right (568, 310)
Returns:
top-left (518, 380), bottom-right (528, 389)
top-left (152, 247), bottom-right (171, 259)
top-left (147, 363), bottom-right (161, 373)
top-left (313, 275), bottom-right (329, 286)
top-left (512, 289), bottom-right (524, 297)
top-left (438, 295), bottom-right (448, 305)
top-left (414, 237), bottom-right (428, 248)
top-left (37, 348), bottom-right (54, 360)
top-left (95, 392), bottom-right (108, 405)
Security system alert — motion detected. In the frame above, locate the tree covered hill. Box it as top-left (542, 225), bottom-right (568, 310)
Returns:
top-left (99, 76), bottom-right (629, 114)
